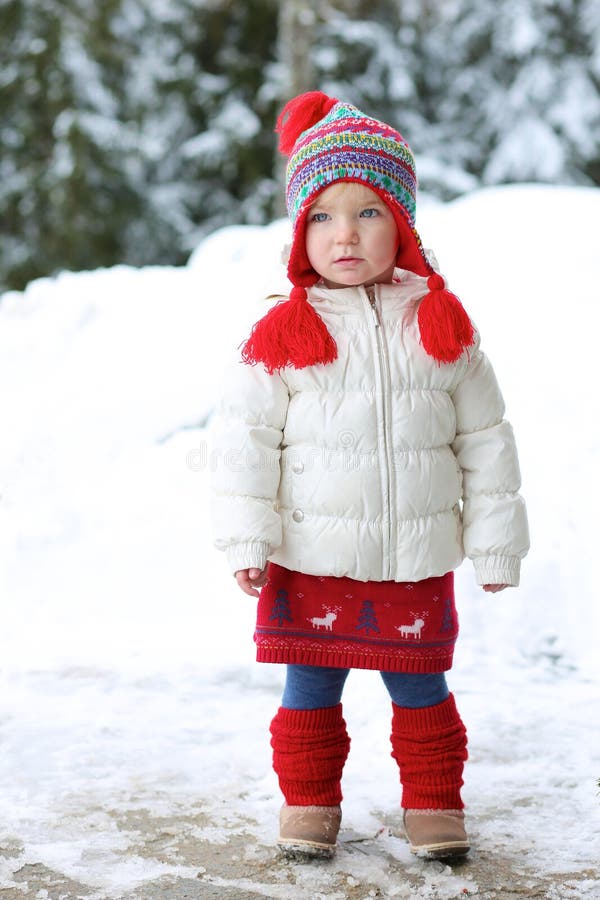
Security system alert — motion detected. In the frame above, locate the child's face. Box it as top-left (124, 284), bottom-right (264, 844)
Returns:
top-left (305, 182), bottom-right (400, 289)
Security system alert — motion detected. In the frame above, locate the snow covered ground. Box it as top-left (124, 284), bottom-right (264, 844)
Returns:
top-left (0, 185), bottom-right (599, 898)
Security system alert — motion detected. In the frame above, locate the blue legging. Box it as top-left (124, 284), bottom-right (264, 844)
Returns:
top-left (281, 664), bottom-right (449, 710)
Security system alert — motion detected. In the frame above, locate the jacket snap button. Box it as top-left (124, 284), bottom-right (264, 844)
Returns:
top-left (292, 461), bottom-right (304, 474)
top-left (292, 509), bottom-right (304, 522)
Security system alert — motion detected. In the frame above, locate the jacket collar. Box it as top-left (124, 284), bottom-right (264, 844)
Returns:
top-left (308, 268), bottom-right (427, 308)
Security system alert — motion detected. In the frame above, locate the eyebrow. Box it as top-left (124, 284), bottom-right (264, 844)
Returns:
top-left (309, 196), bottom-right (386, 212)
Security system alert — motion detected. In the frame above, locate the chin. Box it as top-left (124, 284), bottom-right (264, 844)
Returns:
top-left (325, 278), bottom-right (361, 289)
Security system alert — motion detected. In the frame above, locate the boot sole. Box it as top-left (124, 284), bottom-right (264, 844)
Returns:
top-left (409, 840), bottom-right (470, 860)
top-left (277, 838), bottom-right (336, 860)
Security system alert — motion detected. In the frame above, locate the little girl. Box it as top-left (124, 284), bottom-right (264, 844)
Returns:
top-left (210, 92), bottom-right (529, 861)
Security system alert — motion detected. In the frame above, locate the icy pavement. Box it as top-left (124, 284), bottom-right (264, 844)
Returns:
top-left (0, 658), bottom-right (598, 899)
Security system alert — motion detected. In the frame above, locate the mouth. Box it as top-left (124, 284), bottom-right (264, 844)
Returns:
top-left (334, 256), bottom-right (363, 264)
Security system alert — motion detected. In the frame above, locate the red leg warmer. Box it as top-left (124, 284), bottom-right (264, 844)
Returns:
top-left (270, 704), bottom-right (351, 806)
top-left (390, 693), bottom-right (468, 809)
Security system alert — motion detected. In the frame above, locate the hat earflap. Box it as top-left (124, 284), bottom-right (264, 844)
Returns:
top-left (241, 286), bottom-right (337, 374)
top-left (418, 274), bottom-right (475, 364)
top-left (238, 92), bottom-right (340, 373)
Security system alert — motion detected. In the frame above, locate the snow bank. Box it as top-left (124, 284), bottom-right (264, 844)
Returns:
top-left (0, 185), bottom-right (598, 896)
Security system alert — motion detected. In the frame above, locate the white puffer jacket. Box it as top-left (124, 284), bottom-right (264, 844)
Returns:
top-left (210, 271), bottom-right (529, 585)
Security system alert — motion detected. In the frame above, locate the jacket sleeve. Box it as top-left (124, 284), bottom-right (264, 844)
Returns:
top-left (451, 342), bottom-right (530, 586)
top-left (209, 360), bottom-right (289, 574)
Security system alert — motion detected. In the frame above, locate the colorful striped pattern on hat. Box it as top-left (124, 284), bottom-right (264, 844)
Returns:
top-left (240, 92), bottom-right (475, 371)
top-left (285, 102), bottom-right (418, 230)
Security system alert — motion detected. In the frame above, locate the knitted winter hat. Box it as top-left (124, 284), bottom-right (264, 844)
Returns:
top-left (242, 91), bottom-right (474, 372)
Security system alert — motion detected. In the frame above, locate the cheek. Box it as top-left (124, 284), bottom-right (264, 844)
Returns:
top-left (305, 228), bottom-right (324, 266)
top-left (376, 226), bottom-right (400, 261)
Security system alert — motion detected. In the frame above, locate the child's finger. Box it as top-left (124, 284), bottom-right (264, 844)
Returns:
top-left (236, 572), bottom-right (259, 597)
top-left (249, 567), bottom-right (268, 587)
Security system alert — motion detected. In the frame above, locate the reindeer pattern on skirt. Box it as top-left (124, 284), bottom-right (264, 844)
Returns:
top-left (255, 564), bottom-right (458, 673)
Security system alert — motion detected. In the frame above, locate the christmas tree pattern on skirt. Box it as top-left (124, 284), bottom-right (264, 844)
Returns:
top-left (254, 564), bottom-right (458, 670)
top-left (269, 589), bottom-right (293, 627)
top-left (439, 597), bottom-right (454, 633)
top-left (355, 600), bottom-right (380, 635)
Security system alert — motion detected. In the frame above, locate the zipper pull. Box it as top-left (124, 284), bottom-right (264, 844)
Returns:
top-left (366, 286), bottom-right (380, 326)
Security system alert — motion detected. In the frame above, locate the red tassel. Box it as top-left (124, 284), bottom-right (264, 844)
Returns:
top-left (418, 274), bottom-right (475, 364)
top-left (275, 91), bottom-right (338, 155)
top-left (241, 287), bottom-right (338, 373)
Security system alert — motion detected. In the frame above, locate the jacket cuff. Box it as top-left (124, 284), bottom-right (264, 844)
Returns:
top-left (473, 555), bottom-right (521, 587)
top-left (226, 541), bottom-right (270, 575)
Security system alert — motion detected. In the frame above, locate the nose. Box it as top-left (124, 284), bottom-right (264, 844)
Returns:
top-left (334, 216), bottom-right (358, 244)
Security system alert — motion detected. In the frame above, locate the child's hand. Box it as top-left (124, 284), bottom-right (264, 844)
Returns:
top-left (235, 567), bottom-right (268, 597)
top-left (482, 584), bottom-right (510, 593)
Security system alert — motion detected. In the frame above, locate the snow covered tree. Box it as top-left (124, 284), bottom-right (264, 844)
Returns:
top-left (314, 0), bottom-right (600, 195)
top-left (413, 0), bottom-right (600, 189)
top-left (0, 0), bottom-right (280, 290)
top-left (1, 0), bottom-right (598, 293)
top-left (0, 0), bottom-right (148, 290)
top-left (139, 0), bottom-right (280, 251)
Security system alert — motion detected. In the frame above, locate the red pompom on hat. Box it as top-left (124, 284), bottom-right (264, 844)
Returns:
top-left (275, 90), bottom-right (338, 155)
top-left (241, 91), bottom-right (475, 371)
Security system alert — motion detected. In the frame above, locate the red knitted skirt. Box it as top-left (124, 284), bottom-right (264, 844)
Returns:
top-left (255, 563), bottom-right (458, 674)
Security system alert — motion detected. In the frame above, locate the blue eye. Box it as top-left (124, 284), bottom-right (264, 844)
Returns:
top-left (360, 208), bottom-right (378, 218)
top-left (310, 211), bottom-right (329, 223)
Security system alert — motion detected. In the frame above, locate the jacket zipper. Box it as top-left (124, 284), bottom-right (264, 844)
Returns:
top-left (364, 285), bottom-right (394, 580)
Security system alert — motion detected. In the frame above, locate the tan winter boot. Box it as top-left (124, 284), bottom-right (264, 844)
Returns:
top-left (278, 803), bottom-right (342, 859)
top-left (403, 809), bottom-right (470, 860)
